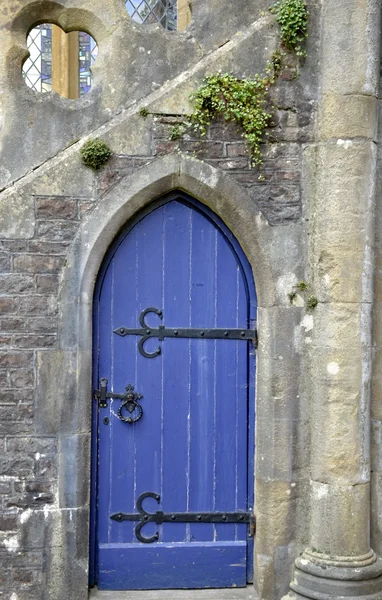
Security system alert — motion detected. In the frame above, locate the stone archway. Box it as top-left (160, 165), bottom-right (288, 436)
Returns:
top-left (35, 154), bottom-right (304, 600)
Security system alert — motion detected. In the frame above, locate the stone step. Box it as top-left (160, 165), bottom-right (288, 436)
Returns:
top-left (89, 586), bottom-right (258, 600)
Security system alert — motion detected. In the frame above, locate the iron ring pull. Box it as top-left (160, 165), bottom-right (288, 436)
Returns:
top-left (138, 307), bottom-right (163, 359)
top-left (118, 398), bottom-right (143, 424)
top-left (94, 380), bottom-right (144, 424)
top-left (117, 385), bottom-right (144, 424)
top-left (135, 492), bottom-right (162, 544)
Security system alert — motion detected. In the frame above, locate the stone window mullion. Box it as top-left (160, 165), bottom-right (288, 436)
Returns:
top-left (177, 0), bottom-right (191, 30)
top-left (51, 25), bottom-right (79, 99)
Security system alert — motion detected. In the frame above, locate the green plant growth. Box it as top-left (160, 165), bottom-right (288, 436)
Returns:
top-left (306, 296), bottom-right (318, 310)
top-left (270, 0), bottom-right (308, 56)
top-left (288, 281), bottom-right (318, 309)
top-left (80, 138), bottom-right (112, 171)
top-left (184, 0), bottom-right (308, 165)
top-left (169, 124), bottom-right (186, 141)
top-left (189, 53), bottom-right (282, 166)
top-left (139, 106), bottom-right (149, 118)
top-left (296, 281), bottom-right (308, 291)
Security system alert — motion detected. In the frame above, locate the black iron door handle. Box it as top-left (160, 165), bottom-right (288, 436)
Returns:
top-left (93, 378), bottom-right (144, 423)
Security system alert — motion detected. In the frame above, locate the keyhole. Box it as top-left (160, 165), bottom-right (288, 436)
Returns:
top-left (103, 417), bottom-right (109, 425)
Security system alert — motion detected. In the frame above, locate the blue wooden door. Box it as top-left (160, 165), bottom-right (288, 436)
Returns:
top-left (92, 194), bottom-right (256, 590)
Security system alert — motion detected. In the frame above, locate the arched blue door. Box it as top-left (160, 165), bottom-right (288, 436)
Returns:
top-left (91, 192), bottom-right (256, 590)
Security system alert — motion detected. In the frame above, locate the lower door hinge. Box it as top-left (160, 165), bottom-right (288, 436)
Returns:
top-left (110, 492), bottom-right (256, 544)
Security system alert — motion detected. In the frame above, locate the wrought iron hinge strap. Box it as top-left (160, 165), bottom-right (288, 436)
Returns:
top-left (114, 307), bottom-right (257, 358)
top-left (110, 491), bottom-right (255, 543)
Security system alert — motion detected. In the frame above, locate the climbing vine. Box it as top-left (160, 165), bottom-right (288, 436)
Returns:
top-left (269, 0), bottom-right (308, 56)
top-left (188, 52), bottom-right (282, 166)
top-left (184, 0), bottom-right (308, 165)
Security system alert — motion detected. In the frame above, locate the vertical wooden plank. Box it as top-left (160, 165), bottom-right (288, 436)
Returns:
top-left (161, 201), bottom-right (191, 542)
top-left (214, 234), bottom-right (248, 542)
top-left (235, 267), bottom-right (250, 542)
top-left (108, 229), bottom-right (138, 544)
top-left (97, 263), bottom-right (114, 545)
top-left (134, 207), bottom-right (165, 543)
top-left (90, 273), bottom-right (102, 584)
top-left (247, 281), bottom-right (257, 582)
top-left (177, 0), bottom-right (192, 30)
top-left (189, 209), bottom-right (216, 542)
top-left (52, 25), bottom-right (79, 99)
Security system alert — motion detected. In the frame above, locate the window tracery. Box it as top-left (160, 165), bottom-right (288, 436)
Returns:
top-left (22, 24), bottom-right (98, 97)
top-left (125, 0), bottom-right (177, 31)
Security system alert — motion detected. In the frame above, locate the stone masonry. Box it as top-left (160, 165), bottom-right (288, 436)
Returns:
top-left (0, 1), bottom-right (381, 600)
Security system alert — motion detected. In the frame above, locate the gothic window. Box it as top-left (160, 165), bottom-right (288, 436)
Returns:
top-left (125, 0), bottom-right (178, 31)
top-left (22, 24), bottom-right (98, 98)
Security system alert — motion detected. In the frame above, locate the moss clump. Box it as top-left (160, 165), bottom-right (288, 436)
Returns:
top-left (270, 0), bottom-right (308, 56)
top-left (80, 138), bottom-right (112, 171)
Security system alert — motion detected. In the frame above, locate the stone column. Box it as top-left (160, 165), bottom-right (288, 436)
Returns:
top-left (284, 1), bottom-right (382, 598)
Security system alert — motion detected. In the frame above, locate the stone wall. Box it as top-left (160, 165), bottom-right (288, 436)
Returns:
top-left (0, 108), bottom-right (311, 600)
top-left (0, 1), bottom-right (381, 600)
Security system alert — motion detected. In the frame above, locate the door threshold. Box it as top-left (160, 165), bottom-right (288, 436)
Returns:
top-left (89, 586), bottom-right (258, 600)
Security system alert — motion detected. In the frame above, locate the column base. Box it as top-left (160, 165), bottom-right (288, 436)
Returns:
top-left (282, 551), bottom-right (382, 600)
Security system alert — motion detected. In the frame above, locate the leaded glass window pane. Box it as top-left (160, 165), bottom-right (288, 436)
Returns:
top-left (125, 0), bottom-right (177, 31)
top-left (23, 25), bottom-right (52, 93)
top-left (79, 32), bottom-right (98, 96)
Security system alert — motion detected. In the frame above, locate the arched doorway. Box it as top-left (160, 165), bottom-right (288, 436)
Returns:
top-left (90, 191), bottom-right (257, 590)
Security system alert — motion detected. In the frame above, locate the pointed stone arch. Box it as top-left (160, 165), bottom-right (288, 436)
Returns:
top-left (35, 154), bottom-right (303, 599)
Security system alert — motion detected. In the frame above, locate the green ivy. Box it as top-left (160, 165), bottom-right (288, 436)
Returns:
top-left (80, 138), bottom-right (112, 171)
top-left (185, 0), bottom-right (308, 165)
top-left (189, 52), bottom-right (282, 166)
top-left (169, 124), bottom-right (186, 141)
top-left (269, 0), bottom-right (308, 56)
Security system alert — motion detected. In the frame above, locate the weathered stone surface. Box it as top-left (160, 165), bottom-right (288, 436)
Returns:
top-left (309, 481), bottom-right (370, 557)
top-left (255, 478), bottom-right (308, 600)
top-left (319, 0), bottom-right (380, 96)
top-left (305, 141), bottom-right (376, 304)
top-left (0, 189), bottom-right (35, 239)
top-left (283, 1), bottom-right (382, 598)
top-left (36, 350), bottom-right (91, 436)
top-left (58, 433), bottom-right (91, 509)
top-left (0, 0), bottom-right (203, 187)
top-left (320, 94), bottom-right (378, 140)
top-left (90, 589), bottom-right (258, 600)
top-left (0, 0), bottom-right (381, 599)
top-left (103, 113), bottom-right (153, 156)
